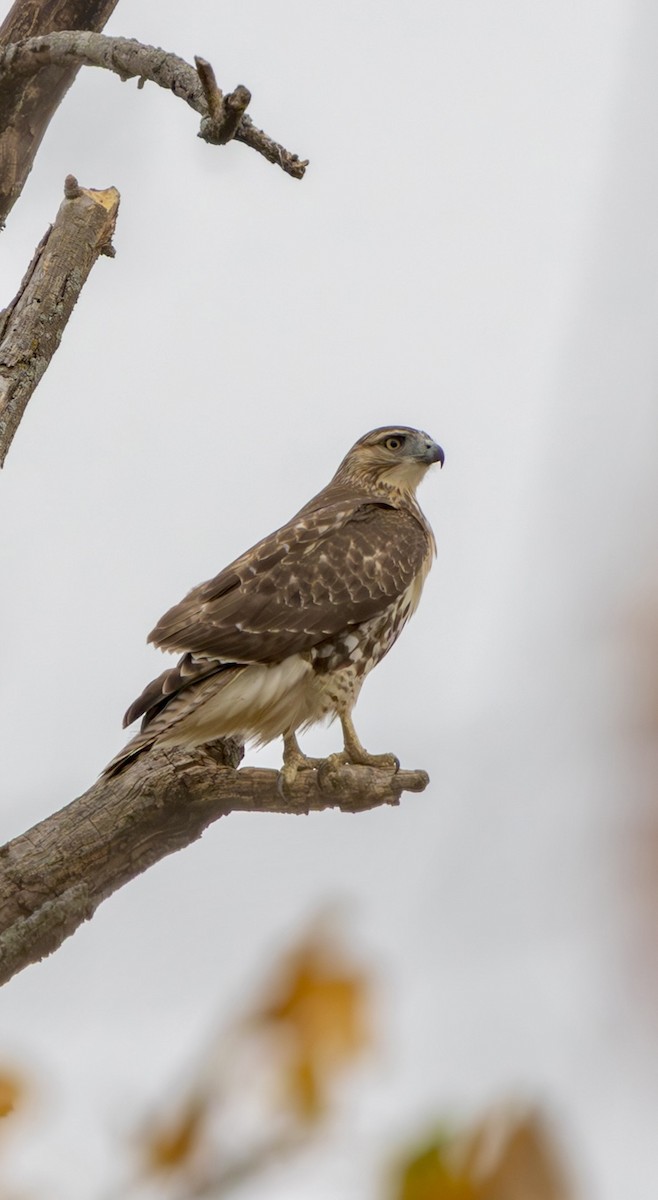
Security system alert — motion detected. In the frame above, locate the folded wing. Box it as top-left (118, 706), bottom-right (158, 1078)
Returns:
top-left (148, 495), bottom-right (430, 665)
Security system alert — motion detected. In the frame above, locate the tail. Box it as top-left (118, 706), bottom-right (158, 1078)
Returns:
top-left (101, 653), bottom-right (238, 777)
top-left (102, 729), bottom-right (159, 778)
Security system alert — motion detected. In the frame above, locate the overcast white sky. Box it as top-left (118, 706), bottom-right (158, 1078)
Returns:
top-left (2, 1), bottom-right (658, 1196)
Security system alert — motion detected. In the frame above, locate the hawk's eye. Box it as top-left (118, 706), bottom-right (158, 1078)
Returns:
top-left (384, 435), bottom-right (405, 451)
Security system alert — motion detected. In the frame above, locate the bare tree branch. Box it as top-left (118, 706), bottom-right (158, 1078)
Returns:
top-left (0, 0), bottom-right (121, 228)
top-left (0, 30), bottom-right (309, 180)
top-left (0, 741), bottom-right (428, 988)
top-left (0, 174), bottom-right (119, 467)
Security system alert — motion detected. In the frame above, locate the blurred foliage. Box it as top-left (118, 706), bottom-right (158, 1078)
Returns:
top-left (0, 921), bottom-right (577, 1199)
top-left (144, 1092), bottom-right (208, 1177)
top-left (624, 596), bottom-right (658, 1006)
top-left (0, 1073), bottom-right (23, 1121)
top-left (395, 1133), bottom-right (476, 1200)
top-left (253, 928), bottom-right (368, 1120)
top-left (134, 920), bottom-right (369, 1194)
top-left (393, 1111), bottom-right (572, 1200)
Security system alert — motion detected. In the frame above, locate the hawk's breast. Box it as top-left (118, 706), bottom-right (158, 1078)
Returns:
top-left (309, 565), bottom-right (430, 681)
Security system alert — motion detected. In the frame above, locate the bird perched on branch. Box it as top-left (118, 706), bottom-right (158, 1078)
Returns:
top-left (104, 426), bottom-right (443, 782)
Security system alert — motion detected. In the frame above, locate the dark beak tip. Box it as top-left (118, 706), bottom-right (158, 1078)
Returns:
top-left (434, 444), bottom-right (445, 468)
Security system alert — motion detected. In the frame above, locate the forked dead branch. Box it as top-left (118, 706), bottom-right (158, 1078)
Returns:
top-left (0, 30), bottom-right (307, 465)
top-left (0, 30), bottom-right (308, 176)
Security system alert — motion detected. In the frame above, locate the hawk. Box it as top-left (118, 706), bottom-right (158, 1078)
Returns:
top-left (104, 426), bottom-right (443, 782)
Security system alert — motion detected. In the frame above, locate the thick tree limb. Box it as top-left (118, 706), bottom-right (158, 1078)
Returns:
top-left (0, 742), bottom-right (429, 988)
top-left (0, 30), bottom-right (309, 180)
top-left (0, 175), bottom-right (119, 467)
top-left (0, 0), bottom-right (120, 228)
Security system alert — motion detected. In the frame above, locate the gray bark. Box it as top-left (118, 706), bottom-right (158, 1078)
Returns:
top-left (0, 30), bottom-right (309, 187)
top-left (0, 741), bottom-right (428, 988)
top-left (0, 0), bottom-right (120, 228)
top-left (0, 176), bottom-right (120, 466)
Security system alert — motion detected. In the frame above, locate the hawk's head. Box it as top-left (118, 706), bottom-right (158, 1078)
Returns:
top-left (336, 426), bottom-right (444, 495)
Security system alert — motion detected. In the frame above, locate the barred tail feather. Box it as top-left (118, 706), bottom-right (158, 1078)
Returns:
top-left (102, 730), bottom-right (159, 777)
top-left (102, 652), bottom-right (316, 778)
top-left (101, 654), bottom-right (239, 778)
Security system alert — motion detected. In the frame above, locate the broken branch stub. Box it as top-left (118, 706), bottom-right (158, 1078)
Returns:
top-left (0, 175), bottom-right (120, 467)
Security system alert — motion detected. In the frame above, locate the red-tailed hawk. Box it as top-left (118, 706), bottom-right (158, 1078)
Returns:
top-left (105, 426), bottom-right (443, 781)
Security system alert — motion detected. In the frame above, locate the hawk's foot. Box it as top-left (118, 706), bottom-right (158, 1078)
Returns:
top-left (339, 714), bottom-right (400, 773)
top-left (327, 746), bottom-right (400, 773)
top-left (279, 733), bottom-right (326, 794)
top-left (344, 748), bottom-right (400, 772)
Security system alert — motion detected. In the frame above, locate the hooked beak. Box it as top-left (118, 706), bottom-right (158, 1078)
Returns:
top-left (420, 440), bottom-right (444, 467)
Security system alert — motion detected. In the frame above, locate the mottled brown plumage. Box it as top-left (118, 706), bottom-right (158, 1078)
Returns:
top-left (104, 426), bottom-right (443, 780)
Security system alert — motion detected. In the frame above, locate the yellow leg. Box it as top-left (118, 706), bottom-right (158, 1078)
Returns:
top-left (338, 712), bottom-right (399, 772)
top-left (279, 731), bottom-right (325, 790)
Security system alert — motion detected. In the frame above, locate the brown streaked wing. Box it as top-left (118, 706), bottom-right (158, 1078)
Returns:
top-left (148, 498), bottom-right (430, 664)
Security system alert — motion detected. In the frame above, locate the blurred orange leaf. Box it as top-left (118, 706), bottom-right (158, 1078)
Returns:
top-left (256, 932), bottom-right (368, 1120)
top-left (0, 1070), bottom-right (24, 1119)
top-left (472, 1111), bottom-right (572, 1200)
top-left (144, 1092), bottom-right (207, 1176)
top-left (395, 1135), bottom-right (477, 1200)
top-left (393, 1110), bottom-right (573, 1200)
top-left (288, 1055), bottom-right (321, 1120)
